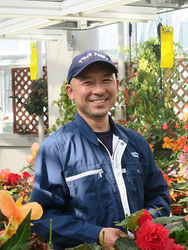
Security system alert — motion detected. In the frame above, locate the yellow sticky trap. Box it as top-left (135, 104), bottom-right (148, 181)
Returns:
top-left (160, 26), bottom-right (174, 68)
top-left (30, 42), bottom-right (38, 80)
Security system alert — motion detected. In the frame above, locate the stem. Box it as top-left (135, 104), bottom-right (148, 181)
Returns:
top-left (4, 215), bottom-right (14, 236)
top-left (48, 219), bottom-right (53, 249)
top-left (102, 230), bottom-right (105, 250)
top-left (187, 202), bottom-right (188, 231)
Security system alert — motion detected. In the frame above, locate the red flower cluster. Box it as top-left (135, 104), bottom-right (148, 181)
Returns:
top-left (136, 210), bottom-right (185, 250)
top-left (0, 168), bottom-right (34, 203)
top-left (0, 169), bottom-right (32, 186)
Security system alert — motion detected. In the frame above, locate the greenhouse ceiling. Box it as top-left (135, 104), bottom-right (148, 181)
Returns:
top-left (0, 0), bottom-right (187, 41)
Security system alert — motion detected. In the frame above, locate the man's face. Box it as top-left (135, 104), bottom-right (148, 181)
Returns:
top-left (66, 63), bottom-right (119, 122)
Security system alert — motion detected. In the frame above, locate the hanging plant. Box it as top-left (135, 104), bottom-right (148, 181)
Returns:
top-left (47, 79), bottom-right (77, 133)
top-left (24, 78), bottom-right (48, 115)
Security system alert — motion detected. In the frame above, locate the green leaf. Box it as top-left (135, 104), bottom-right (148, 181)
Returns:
top-left (115, 237), bottom-right (139, 250)
top-left (169, 226), bottom-right (188, 244)
top-left (153, 215), bottom-right (185, 225)
top-left (179, 197), bottom-right (188, 202)
top-left (115, 209), bottom-right (144, 232)
top-left (1, 210), bottom-right (32, 250)
top-left (67, 242), bottom-right (98, 250)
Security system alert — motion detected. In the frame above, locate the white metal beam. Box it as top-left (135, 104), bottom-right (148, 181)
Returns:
top-left (1, 19), bottom-right (65, 37)
top-left (60, 0), bottom-right (139, 16)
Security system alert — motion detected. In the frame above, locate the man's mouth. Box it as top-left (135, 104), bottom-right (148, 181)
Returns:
top-left (92, 99), bottom-right (106, 103)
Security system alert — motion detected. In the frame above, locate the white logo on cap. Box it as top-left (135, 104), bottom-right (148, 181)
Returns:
top-left (78, 52), bottom-right (109, 63)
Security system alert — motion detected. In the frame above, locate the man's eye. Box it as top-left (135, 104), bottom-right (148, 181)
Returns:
top-left (103, 79), bottom-right (111, 83)
top-left (83, 81), bottom-right (92, 85)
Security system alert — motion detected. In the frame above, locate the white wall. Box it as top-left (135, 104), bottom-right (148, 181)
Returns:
top-left (47, 29), bottom-right (99, 128)
top-left (0, 28), bottom-right (99, 174)
top-left (0, 135), bottom-right (40, 174)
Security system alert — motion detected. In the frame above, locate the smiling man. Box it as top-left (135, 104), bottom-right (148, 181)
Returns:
top-left (31, 50), bottom-right (170, 250)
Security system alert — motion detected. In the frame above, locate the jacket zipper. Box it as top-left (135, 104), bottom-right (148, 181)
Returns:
top-left (65, 169), bottom-right (103, 182)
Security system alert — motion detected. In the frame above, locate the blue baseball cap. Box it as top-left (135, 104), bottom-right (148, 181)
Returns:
top-left (67, 50), bottom-right (118, 84)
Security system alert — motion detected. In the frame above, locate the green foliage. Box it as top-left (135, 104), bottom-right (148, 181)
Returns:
top-left (115, 237), bottom-right (138, 249)
top-left (1, 210), bottom-right (33, 250)
top-left (153, 215), bottom-right (185, 225)
top-left (47, 80), bottom-right (77, 133)
top-left (67, 243), bottom-right (101, 250)
top-left (169, 226), bottom-right (188, 244)
top-left (24, 78), bottom-right (48, 115)
top-left (119, 37), bottom-right (185, 124)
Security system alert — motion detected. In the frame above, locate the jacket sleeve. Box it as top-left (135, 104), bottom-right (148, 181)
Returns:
top-left (143, 141), bottom-right (171, 218)
top-left (30, 141), bottom-right (102, 249)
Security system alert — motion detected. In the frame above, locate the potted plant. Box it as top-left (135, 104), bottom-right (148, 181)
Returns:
top-left (117, 37), bottom-right (187, 154)
top-left (24, 78), bottom-right (48, 116)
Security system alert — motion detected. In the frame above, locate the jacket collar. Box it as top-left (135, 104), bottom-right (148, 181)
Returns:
top-left (73, 112), bottom-right (128, 145)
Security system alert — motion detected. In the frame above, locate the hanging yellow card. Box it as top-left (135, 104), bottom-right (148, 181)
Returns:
top-left (30, 42), bottom-right (38, 80)
top-left (160, 26), bottom-right (174, 68)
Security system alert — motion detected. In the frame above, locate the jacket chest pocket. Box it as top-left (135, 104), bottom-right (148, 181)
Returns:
top-left (65, 168), bottom-right (113, 217)
top-left (122, 161), bottom-right (149, 210)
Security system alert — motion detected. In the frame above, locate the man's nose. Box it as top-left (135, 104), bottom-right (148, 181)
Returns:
top-left (92, 82), bottom-right (105, 95)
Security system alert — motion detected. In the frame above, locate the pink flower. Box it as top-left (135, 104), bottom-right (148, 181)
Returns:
top-left (27, 176), bottom-right (34, 187)
top-left (26, 142), bottom-right (40, 164)
top-left (185, 215), bottom-right (188, 222)
top-left (138, 210), bottom-right (153, 227)
top-left (136, 219), bottom-right (169, 250)
top-left (0, 168), bottom-right (10, 180)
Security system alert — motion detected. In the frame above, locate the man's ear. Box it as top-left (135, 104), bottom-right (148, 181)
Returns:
top-left (116, 78), bottom-right (119, 93)
top-left (65, 84), bottom-right (74, 100)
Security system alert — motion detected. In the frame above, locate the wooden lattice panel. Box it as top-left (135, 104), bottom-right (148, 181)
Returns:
top-left (11, 67), bottom-right (48, 134)
top-left (172, 58), bottom-right (188, 120)
top-left (124, 59), bottom-right (188, 122)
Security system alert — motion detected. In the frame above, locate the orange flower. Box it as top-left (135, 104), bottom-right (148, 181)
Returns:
top-left (162, 137), bottom-right (173, 149)
top-left (170, 191), bottom-right (177, 201)
top-left (2, 116), bottom-right (9, 121)
top-left (0, 190), bottom-right (43, 230)
top-left (149, 144), bottom-right (154, 152)
top-left (172, 141), bottom-right (182, 153)
top-left (26, 142), bottom-right (40, 164)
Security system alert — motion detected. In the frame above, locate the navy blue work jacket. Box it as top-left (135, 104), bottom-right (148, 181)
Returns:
top-left (31, 112), bottom-right (170, 250)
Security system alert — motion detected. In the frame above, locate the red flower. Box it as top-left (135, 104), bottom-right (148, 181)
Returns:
top-left (184, 122), bottom-right (188, 131)
top-left (138, 210), bottom-right (152, 227)
top-left (22, 171), bottom-right (32, 180)
top-left (167, 238), bottom-right (185, 250)
top-left (137, 131), bottom-right (142, 134)
top-left (162, 123), bottom-right (168, 130)
top-left (3, 173), bottom-right (22, 186)
top-left (136, 219), bottom-right (169, 250)
top-left (175, 125), bottom-right (180, 128)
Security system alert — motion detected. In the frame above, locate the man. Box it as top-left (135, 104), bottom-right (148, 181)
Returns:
top-left (31, 50), bottom-right (170, 250)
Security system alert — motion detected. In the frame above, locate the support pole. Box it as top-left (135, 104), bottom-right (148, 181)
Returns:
top-left (36, 41), bottom-right (44, 145)
top-left (117, 22), bottom-right (125, 120)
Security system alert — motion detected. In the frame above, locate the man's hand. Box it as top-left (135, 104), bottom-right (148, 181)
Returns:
top-left (98, 227), bottom-right (128, 250)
